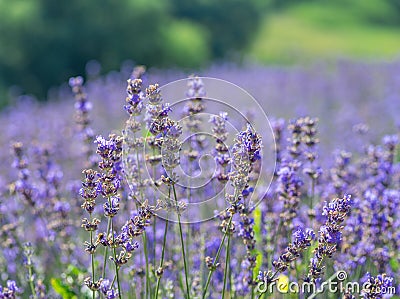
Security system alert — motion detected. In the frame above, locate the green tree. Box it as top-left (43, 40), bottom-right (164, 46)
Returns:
top-left (170, 0), bottom-right (266, 58)
top-left (0, 0), bottom-right (267, 104)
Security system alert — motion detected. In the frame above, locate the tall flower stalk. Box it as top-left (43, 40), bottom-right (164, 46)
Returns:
top-left (182, 76), bottom-right (207, 287)
top-left (162, 120), bottom-right (190, 299)
top-left (155, 188), bottom-right (170, 299)
top-left (69, 76), bottom-right (96, 168)
top-left (306, 194), bottom-right (352, 282)
top-left (203, 124), bottom-right (262, 298)
top-left (80, 168), bottom-right (101, 299)
top-left (300, 117), bottom-right (321, 219)
top-left (95, 134), bottom-right (124, 299)
top-left (23, 242), bottom-right (38, 299)
top-left (235, 124), bottom-right (262, 298)
top-left (145, 84), bottom-right (191, 298)
top-left (210, 111), bottom-right (231, 297)
top-left (122, 77), bottom-right (150, 297)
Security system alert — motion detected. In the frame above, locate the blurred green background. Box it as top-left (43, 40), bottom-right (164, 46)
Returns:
top-left (1, 0), bottom-right (400, 106)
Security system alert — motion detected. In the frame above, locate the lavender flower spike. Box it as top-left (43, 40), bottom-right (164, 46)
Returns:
top-left (307, 194), bottom-right (352, 282)
top-left (273, 227), bottom-right (315, 273)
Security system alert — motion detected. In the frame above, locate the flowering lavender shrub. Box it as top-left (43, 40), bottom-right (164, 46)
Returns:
top-left (0, 61), bottom-right (399, 298)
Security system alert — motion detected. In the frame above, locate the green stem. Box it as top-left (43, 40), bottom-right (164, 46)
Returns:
top-left (310, 178), bottom-right (315, 210)
top-left (229, 256), bottom-right (234, 298)
top-left (90, 222), bottom-right (96, 299)
top-left (222, 231), bottom-right (231, 298)
top-left (131, 281), bottom-right (137, 299)
top-left (140, 277), bottom-right (144, 299)
top-left (134, 147), bottom-right (150, 299)
top-left (155, 214), bottom-right (169, 299)
top-left (152, 147), bottom-right (158, 264)
top-left (199, 229), bottom-right (205, 296)
top-left (102, 217), bottom-right (112, 278)
top-left (143, 232), bottom-right (150, 299)
top-left (110, 219), bottom-right (122, 299)
top-left (173, 184), bottom-right (191, 299)
top-left (153, 217), bottom-right (157, 261)
top-left (113, 248), bottom-right (122, 299)
top-left (186, 157), bottom-right (192, 279)
top-left (27, 260), bottom-right (37, 299)
top-left (129, 140), bottom-right (149, 299)
top-left (155, 187), bottom-right (171, 299)
top-left (270, 219), bottom-right (283, 265)
top-left (202, 215), bottom-right (233, 299)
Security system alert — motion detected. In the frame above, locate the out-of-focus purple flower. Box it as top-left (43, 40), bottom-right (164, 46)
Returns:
top-left (186, 76), bottom-right (206, 98)
top-left (162, 122), bottom-right (182, 178)
top-left (271, 118), bottom-right (285, 164)
top-left (11, 142), bottom-right (38, 206)
top-left (53, 201), bottom-right (71, 213)
top-left (210, 112), bottom-right (230, 183)
top-left (383, 135), bottom-right (398, 151)
top-left (69, 76), bottom-right (96, 167)
top-left (69, 76), bottom-right (84, 89)
top-left (276, 158), bottom-right (303, 227)
top-left (210, 112), bottom-right (229, 143)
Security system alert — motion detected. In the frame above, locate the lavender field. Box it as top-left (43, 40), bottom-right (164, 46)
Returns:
top-left (0, 60), bottom-right (399, 298)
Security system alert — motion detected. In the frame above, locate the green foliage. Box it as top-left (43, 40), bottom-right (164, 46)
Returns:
top-left (0, 0), bottom-right (266, 101)
top-left (51, 278), bottom-right (77, 299)
top-left (253, 207), bottom-right (263, 275)
top-left (4, 0), bottom-right (400, 103)
top-left (390, 257), bottom-right (399, 272)
top-left (170, 0), bottom-right (265, 58)
top-left (250, 0), bottom-right (400, 64)
top-left (0, 0), bottom-right (169, 98)
top-left (160, 20), bottom-right (210, 68)
top-left (50, 265), bottom-right (88, 299)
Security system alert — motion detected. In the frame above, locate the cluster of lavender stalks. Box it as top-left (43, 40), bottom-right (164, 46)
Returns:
top-left (0, 65), bottom-right (399, 299)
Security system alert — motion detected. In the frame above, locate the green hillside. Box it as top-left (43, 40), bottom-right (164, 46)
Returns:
top-left (250, 0), bottom-right (400, 63)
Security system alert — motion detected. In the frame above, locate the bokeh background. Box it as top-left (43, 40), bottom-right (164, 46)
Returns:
top-left (2, 0), bottom-right (400, 106)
